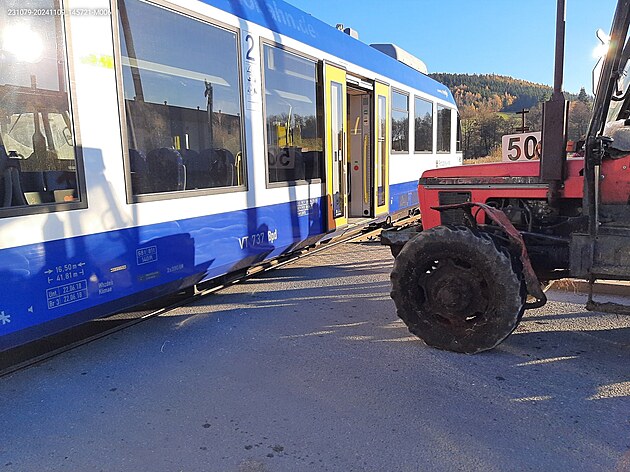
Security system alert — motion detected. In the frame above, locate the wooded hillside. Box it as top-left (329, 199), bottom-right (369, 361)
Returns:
top-left (430, 73), bottom-right (553, 112)
top-left (429, 73), bottom-right (593, 160)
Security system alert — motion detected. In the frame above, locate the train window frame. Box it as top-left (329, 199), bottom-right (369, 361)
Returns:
top-left (111, 0), bottom-right (248, 204)
top-left (260, 39), bottom-right (325, 189)
top-left (0, 0), bottom-right (87, 219)
top-left (456, 112), bottom-right (462, 153)
top-left (436, 105), bottom-right (452, 154)
top-left (391, 89), bottom-right (409, 154)
top-left (413, 95), bottom-right (433, 154)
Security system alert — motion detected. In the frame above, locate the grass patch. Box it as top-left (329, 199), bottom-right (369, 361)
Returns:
top-left (464, 155), bottom-right (502, 165)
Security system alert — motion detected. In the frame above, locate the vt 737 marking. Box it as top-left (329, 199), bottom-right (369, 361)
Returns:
top-left (238, 229), bottom-right (279, 249)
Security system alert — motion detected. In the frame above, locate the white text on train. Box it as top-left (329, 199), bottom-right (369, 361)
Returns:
top-left (238, 229), bottom-right (278, 249)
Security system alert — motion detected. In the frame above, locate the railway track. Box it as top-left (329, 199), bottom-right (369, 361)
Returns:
top-left (1, 216), bottom-right (416, 377)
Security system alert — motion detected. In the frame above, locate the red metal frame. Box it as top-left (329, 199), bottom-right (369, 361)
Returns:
top-left (417, 155), bottom-right (630, 230)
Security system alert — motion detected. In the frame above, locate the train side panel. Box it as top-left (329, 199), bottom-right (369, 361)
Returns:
top-left (0, 0), bottom-right (461, 351)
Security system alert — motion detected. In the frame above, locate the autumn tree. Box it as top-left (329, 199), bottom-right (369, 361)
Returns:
top-left (440, 73), bottom-right (593, 159)
top-left (568, 100), bottom-right (592, 141)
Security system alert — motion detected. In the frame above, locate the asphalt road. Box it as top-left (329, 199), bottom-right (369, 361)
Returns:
top-left (1, 239), bottom-right (630, 472)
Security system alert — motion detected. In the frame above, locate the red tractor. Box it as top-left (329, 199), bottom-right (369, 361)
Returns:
top-left (381, 0), bottom-right (630, 353)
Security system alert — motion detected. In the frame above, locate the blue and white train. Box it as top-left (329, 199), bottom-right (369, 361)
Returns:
top-left (0, 0), bottom-right (461, 351)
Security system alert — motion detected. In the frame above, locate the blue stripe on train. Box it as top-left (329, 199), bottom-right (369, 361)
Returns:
top-left (389, 181), bottom-right (419, 213)
top-left (0, 197), bottom-right (324, 350)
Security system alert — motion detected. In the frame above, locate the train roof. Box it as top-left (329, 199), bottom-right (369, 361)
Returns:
top-left (199, 0), bottom-right (456, 106)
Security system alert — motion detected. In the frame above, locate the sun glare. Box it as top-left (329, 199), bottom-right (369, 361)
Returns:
top-left (2, 23), bottom-right (44, 63)
top-left (593, 28), bottom-right (611, 59)
top-left (592, 42), bottom-right (609, 59)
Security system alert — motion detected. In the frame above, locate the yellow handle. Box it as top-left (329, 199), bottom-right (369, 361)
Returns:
top-left (235, 151), bottom-right (243, 186)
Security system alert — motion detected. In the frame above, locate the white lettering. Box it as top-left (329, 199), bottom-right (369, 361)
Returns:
top-left (241, 0), bottom-right (262, 12)
top-left (239, 236), bottom-right (249, 249)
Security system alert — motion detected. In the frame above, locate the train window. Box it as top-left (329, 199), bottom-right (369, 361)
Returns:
top-left (437, 105), bottom-right (452, 153)
top-left (414, 97), bottom-right (433, 153)
top-left (262, 44), bottom-right (323, 184)
top-left (117, 0), bottom-right (245, 196)
top-left (0, 0), bottom-right (83, 213)
top-left (391, 91), bottom-right (409, 152)
top-left (456, 112), bottom-right (462, 152)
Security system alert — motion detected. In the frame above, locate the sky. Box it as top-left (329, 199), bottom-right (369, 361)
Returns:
top-left (284, 0), bottom-right (618, 94)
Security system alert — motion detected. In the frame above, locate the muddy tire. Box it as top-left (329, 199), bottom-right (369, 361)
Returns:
top-left (390, 226), bottom-right (525, 354)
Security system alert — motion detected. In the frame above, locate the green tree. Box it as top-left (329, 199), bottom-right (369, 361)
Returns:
top-left (577, 87), bottom-right (589, 102)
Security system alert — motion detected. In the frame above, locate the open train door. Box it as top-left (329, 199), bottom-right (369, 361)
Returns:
top-left (374, 81), bottom-right (390, 217)
top-left (324, 63), bottom-right (348, 231)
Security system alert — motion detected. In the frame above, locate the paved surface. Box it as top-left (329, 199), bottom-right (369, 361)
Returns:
top-left (2, 240), bottom-right (630, 472)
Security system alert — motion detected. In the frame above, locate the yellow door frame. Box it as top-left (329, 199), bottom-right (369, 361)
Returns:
top-left (324, 63), bottom-right (348, 230)
top-left (374, 81), bottom-right (390, 216)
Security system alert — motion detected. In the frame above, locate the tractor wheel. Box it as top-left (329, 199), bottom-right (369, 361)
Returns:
top-left (390, 226), bottom-right (526, 354)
